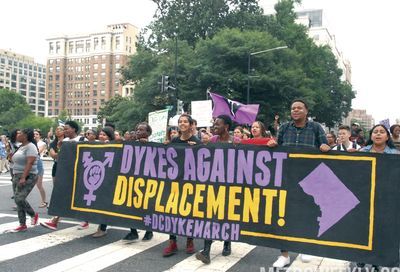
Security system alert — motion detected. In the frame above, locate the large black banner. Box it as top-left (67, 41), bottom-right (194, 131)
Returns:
top-left (50, 142), bottom-right (400, 266)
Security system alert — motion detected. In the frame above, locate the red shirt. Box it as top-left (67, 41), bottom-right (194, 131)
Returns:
top-left (241, 138), bottom-right (272, 145)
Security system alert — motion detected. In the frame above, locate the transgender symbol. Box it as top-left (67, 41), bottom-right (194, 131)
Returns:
top-left (82, 152), bottom-right (114, 206)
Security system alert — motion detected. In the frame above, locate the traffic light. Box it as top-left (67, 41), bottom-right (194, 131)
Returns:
top-left (163, 75), bottom-right (170, 92)
top-left (177, 99), bottom-right (184, 114)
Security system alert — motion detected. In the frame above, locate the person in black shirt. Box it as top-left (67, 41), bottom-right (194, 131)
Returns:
top-left (163, 114), bottom-right (200, 257)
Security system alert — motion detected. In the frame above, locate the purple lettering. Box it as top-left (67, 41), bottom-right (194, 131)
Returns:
top-left (197, 148), bottom-right (211, 182)
top-left (159, 214), bottom-right (164, 231)
top-left (221, 223), bottom-right (230, 240)
top-left (157, 148), bottom-right (167, 179)
top-left (193, 220), bottom-right (204, 238)
top-left (255, 151), bottom-right (271, 186)
top-left (143, 147), bottom-right (157, 177)
top-left (209, 149), bottom-right (225, 183)
top-left (227, 149), bottom-right (235, 183)
top-left (152, 214), bottom-right (158, 231)
top-left (134, 146), bottom-right (146, 175)
top-left (120, 145), bottom-right (133, 174)
top-left (166, 147), bottom-right (178, 180)
top-left (231, 224), bottom-right (240, 241)
top-left (203, 221), bottom-right (211, 239)
top-left (184, 149), bottom-right (196, 181)
top-left (237, 150), bottom-right (254, 185)
top-left (171, 217), bottom-right (178, 233)
top-left (273, 152), bottom-right (287, 187)
top-left (178, 218), bottom-right (186, 235)
top-left (164, 216), bottom-right (171, 232)
top-left (211, 223), bottom-right (220, 240)
top-left (186, 219), bottom-right (194, 237)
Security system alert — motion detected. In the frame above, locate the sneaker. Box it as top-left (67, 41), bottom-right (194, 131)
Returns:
top-left (77, 221), bottom-right (89, 230)
top-left (222, 241), bottom-right (231, 256)
top-left (122, 231), bottom-right (139, 242)
top-left (163, 240), bottom-right (178, 257)
top-left (39, 202), bottom-right (48, 208)
top-left (10, 225), bottom-right (28, 233)
top-left (142, 231), bottom-right (153, 241)
top-left (186, 238), bottom-right (195, 254)
top-left (273, 255), bottom-right (291, 268)
top-left (300, 254), bottom-right (312, 263)
top-left (40, 221), bottom-right (58, 230)
top-left (31, 213), bottom-right (39, 226)
top-left (92, 230), bottom-right (107, 238)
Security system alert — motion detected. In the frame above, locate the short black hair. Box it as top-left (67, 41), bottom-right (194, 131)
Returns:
top-left (216, 115), bottom-right (233, 130)
top-left (291, 99), bottom-right (309, 110)
top-left (105, 122), bottom-right (115, 131)
top-left (65, 120), bottom-right (80, 133)
top-left (135, 122), bottom-right (152, 136)
top-left (100, 127), bottom-right (115, 141)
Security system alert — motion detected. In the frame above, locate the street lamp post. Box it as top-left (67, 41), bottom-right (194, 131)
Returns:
top-left (246, 45), bottom-right (288, 104)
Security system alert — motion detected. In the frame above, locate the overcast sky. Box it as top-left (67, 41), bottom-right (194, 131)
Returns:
top-left (1, 0), bottom-right (399, 123)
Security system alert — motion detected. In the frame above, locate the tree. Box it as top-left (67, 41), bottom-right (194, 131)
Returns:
top-left (97, 95), bottom-right (130, 125)
top-left (17, 115), bottom-right (53, 137)
top-left (0, 88), bottom-right (32, 131)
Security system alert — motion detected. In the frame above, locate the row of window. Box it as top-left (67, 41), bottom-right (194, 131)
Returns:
top-left (0, 58), bottom-right (45, 72)
top-left (0, 67), bottom-right (46, 78)
top-left (49, 35), bottom-right (127, 54)
top-left (48, 108), bottom-right (101, 116)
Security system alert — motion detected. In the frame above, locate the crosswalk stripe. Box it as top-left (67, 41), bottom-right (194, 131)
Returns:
top-left (0, 225), bottom-right (97, 262)
top-left (165, 241), bottom-right (256, 272)
top-left (35, 232), bottom-right (170, 272)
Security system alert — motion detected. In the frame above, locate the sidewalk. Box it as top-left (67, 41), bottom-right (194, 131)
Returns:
top-left (288, 255), bottom-right (350, 272)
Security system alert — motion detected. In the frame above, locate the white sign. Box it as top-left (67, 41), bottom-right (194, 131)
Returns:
top-left (191, 100), bottom-right (213, 127)
top-left (148, 109), bottom-right (169, 143)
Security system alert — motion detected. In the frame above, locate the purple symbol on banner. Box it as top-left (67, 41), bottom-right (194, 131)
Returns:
top-left (82, 152), bottom-right (114, 206)
top-left (299, 162), bottom-right (360, 237)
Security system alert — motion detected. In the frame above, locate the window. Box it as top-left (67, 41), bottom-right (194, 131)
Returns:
top-left (76, 40), bottom-right (84, 53)
top-left (48, 109), bottom-right (53, 115)
top-left (94, 38), bottom-right (99, 50)
top-left (48, 101), bottom-right (52, 107)
top-left (101, 63), bottom-right (106, 70)
top-left (84, 40), bottom-right (90, 53)
top-left (56, 42), bottom-right (61, 53)
top-left (115, 36), bottom-right (120, 49)
top-left (49, 42), bottom-right (54, 54)
top-left (101, 36), bottom-right (106, 49)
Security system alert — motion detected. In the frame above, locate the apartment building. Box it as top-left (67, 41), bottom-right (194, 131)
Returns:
top-left (46, 23), bottom-right (138, 129)
top-left (0, 49), bottom-right (46, 116)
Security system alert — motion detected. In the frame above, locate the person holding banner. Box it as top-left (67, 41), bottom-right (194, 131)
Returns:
top-left (41, 121), bottom-right (88, 231)
top-left (195, 114), bottom-right (239, 264)
top-left (240, 121), bottom-right (275, 146)
top-left (268, 99), bottom-right (330, 268)
top-left (389, 124), bottom-right (400, 150)
top-left (356, 124), bottom-right (399, 271)
top-left (331, 125), bottom-right (360, 151)
top-left (92, 127), bottom-right (115, 238)
top-left (163, 114), bottom-right (200, 256)
top-left (122, 122), bottom-right (154, 242)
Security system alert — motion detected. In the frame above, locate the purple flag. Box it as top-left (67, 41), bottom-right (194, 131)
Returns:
top-left (379, 119), bottom-right (390, 130)
top-left (209, 92), bottom-right (259, 125)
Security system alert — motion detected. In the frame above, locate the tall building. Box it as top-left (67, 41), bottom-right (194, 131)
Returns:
top-left (46, 23), bottom-right (138, 129)
top-left (342, 109), bottom-right (374, 130)
top-left (295, 9), bottom-right (352, 83)
top-left (0, 49), bottom-right (46, 116)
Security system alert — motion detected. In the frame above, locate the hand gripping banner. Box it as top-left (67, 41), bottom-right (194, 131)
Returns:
top-left (49, 142), bottom-right (400, 266)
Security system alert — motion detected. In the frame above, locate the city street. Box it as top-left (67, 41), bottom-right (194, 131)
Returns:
top-left (0, 159), bottom-right (350, 272)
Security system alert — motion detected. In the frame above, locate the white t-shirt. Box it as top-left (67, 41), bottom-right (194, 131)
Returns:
top-left (332, 141), bottom-right (361, 151)
top-left (37, 140), bottom-right (47, 158)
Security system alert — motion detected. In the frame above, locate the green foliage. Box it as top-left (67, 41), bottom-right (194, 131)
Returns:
top-left (112, 0), bottom-right (355, 129)
top-left (16, 115), bottom-right (53, 136)
top-left (0, 88), bottom-right (32, 131)
top-left (97, 95), bottom-right (130, 124)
